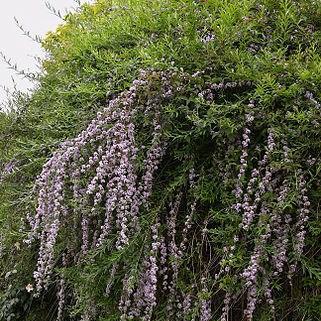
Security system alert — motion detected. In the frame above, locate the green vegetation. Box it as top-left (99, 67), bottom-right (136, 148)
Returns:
top-left (1, 0), bottom-right (321, 320)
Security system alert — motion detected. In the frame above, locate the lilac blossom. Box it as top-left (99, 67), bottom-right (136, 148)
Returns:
top-left (119, 275), bottom-right (135, 320)
top-left (181, 292), bottom-right (193, 319)
top-left (128, 222), bottom-right (161, 320)
top-left (241, 130), bottom-right (275, 230)
top-left (27, 69), bottom-right (173, 294)
top-left (198, 81), bottom-right (252, 102)
top-left (57, 277), bottom-right (66, 321)
top-left (166, 192), bottom-right (183, 318)
top-left (81, 216), bottom-right (90, 255)
top-left (262, 277), bottom-right (275, 315)
top-left (201, 32), bottom-right (215, 43)
top-left (232, 105), bottom-right (255, 210)
top-left (178, 168), bottom-right (197, 256)
top-left (271, 180), bottom-right (291, 275)
top-left (305, 90), bottom-right (321, 108)
top-left (241, 207), bottom-right (271, 321)
top-left (288, 172), bottom-right (310, 280)
top-left (220, 292), bottom-right (231, 321)
top-left (159, 236), bottom-right (169, 291)
top-left (200, 277), bottom-right (212, 321)
top-left (57, 254), bottom-right (67, 321)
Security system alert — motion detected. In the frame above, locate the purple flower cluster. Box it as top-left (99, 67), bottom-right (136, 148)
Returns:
top-left (119, 274), bottom-right (134, 320)
top-left (159, 236), bottom-right (169, 291)
top-left (271, 180), bottom-right (291, 275)
top-left (305, 91), bottom-right (321, 108)
top-left (220, 292), bottom-right (231, 321)
top-left (166, 192), bottom-right (183, 318)
top-left (240, 130), bottom-right (275, 230)
top-left (216, 108), bottom-right (256, 283)
top-left (81, 216), bottom-right (90, 255)
top-left (293, 174), bottom-right (310, 254)
top-left (288, 172), bottom-right (310, 280)
top-left (219, 121), bottom-right (314, 320)
top-left (23, 67), bottom-right (315, 321)
top-left (200, 277), bottom-right (212, 321)
top-left (181, 292), bottom-right (193, 319)
top-left (179, 168), bottom-right (197, 256)
top-left (57, 254), bottom-right (67, 321)
top-left (241, 207), bottom-right (271, 321)
top-left (233, 105), bottom-right (255, 209)
top-left (198, 81), bottom-right (252, 102)
top-left (219, 125), bottom-right (313, 320)
top-left (0, 159), bottom-right (17, 183)
top-left (201, 33), bottom-right (215, 43)
top-left (126, 222), bottom-right (161, 321)
top-left (105, 263), bottom-right (119, 296)
top-left (262, 277), bottom-right (275, 314)
top-left (27, 69), bottom-right (178, 295)
top-left (57, 276), bottom-right (66, 321)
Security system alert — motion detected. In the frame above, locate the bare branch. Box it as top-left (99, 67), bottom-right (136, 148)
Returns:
top-left (45, 1), bottom-right (65, 20)
top-left (0, 51), bottom-right (40, 82)
top-left (14, 17), bottom-right (42, 44)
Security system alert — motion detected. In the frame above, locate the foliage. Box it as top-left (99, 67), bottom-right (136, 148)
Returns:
top-left (1, 0), bottom-right (321, 320)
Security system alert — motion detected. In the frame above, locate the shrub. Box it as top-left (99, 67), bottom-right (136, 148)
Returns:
top-left (1, 0), bottom-right (321, 320)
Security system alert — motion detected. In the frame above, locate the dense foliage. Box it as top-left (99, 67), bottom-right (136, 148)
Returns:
top-left (1, 0), bottom-right (321, 320)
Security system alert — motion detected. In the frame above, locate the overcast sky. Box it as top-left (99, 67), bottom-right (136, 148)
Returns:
top-left (0, 0), bottom-right (91, 108)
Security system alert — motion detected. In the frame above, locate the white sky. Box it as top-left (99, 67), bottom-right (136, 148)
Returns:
top-left (0, 0), bottom-right (92, 108)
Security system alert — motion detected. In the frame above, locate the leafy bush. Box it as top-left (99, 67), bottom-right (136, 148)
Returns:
top-left (1, 0), bottom-right (321, 320)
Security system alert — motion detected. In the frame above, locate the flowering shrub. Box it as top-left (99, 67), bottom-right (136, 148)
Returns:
top-left (1, 0), bottom-right (321, 320)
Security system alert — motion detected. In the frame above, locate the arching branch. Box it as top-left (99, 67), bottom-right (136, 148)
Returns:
top-left (14, 17), bottom-right (42, 44)
top-left (0, 51), bottom-right (40, 82)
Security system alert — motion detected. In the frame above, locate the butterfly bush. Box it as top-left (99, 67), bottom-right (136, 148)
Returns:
top-left (219, 118), bottom-right (313, 320)
top-left (26, 69), bottom-right (176, 295)
top-left (23, 68), bottom-right (316, 321)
